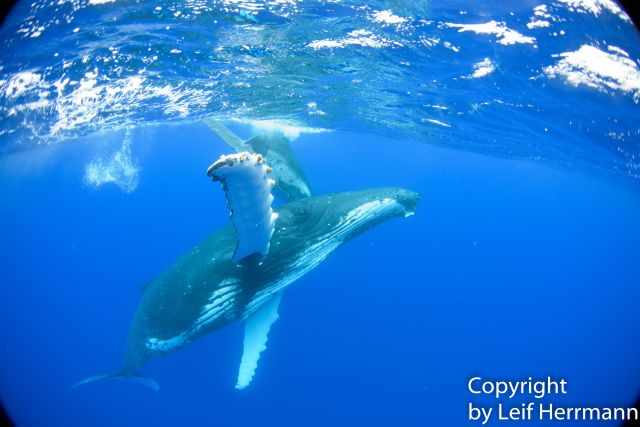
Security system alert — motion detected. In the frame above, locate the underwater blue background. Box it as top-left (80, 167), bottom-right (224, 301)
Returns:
top-left (2, 0), bottom-right (640, 425)
top-left (1, 124), bottom-right (640, 426)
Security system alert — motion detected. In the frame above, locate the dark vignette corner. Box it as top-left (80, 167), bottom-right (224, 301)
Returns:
top-left (619, 0), bottom-right (640, 29)
top-left (0, 0), bottom-right (19, 27)
top-left (623, 396), bottom-right (640, 427)
top-left (0, 401), bottom-right (14, 427)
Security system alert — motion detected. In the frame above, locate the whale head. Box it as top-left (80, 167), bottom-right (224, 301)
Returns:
top-left (326, 187), bottom-right (420, 239)
top-left (273, 187), bottom-right (420, 248)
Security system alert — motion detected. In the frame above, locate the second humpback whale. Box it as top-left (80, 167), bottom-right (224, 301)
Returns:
top-left (76, 149), bottom-right (419, 390)
top-left (203, 118), bottom-right (311, 201)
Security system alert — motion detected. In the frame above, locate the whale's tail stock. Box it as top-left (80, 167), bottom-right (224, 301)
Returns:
top-left (72, 370), bottom-right (159, 391)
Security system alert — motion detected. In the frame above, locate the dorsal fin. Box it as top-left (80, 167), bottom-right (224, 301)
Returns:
top-left (207, 152), bottom-right (278, 262)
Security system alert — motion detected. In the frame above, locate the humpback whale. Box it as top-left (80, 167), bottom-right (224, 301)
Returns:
top-left (203, 118), bottom-right (311, 201)
top-left (76, 144), bottom-right (419, 391)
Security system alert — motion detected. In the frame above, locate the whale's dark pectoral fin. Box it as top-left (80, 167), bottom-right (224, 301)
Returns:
top-left (207, 152), bottom-right (278, 263)
top-left (236, 292), bottom-right (283, 390)
top-left (72, 372), bottom-right (159, 391)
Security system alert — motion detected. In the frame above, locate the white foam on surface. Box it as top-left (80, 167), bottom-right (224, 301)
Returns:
top-left (543, 44), bottom-right (640, 102)
top-left (307, 39), bottom-right (343, 49)
top-left (443, 41), bottom-right (460, 53)
top-left (527, 5), bottom-right (553, 29)
top-left (446, 21), bottom-right (536, 46)
top-left (3, 71), bottom-right (42, 98)
top-left (49, 72), bottom-right (208, 135)
top-left (30, 27), bottom-right (44, 38)
top-left (371, 10), bottom-right (407, 25)
top-left (420, 37), bottom-right (440, 48)
top-left (306, 101), bottom-right (326, 116)
top-left (527, 19), bottom-right (550, 29)
top-left (423, 118), bottom-right (452, 128)
top-left (534, 5), bottom-right (551, 17)
top-left (556, 0), bottom-right (630, 22)
top-left (84, 130), bottom-right (140, 192)
top-left (307, 29), bottom-right (400, 50)
top-left (607, 45), bottom-right (629, 57)
top-left (468, 58), bottom-right (495, 78)
top-left (425, 104), bottom-right (448, 110)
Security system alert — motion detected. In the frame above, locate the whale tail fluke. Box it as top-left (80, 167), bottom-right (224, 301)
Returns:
top-left (72, 371), bottom-right (159, 391)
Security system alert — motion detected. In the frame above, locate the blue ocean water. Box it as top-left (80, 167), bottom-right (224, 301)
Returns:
top-left (1, 0), bottom-right (640, 426)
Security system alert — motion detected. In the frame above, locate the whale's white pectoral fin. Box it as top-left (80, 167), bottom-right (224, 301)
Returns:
top-left (236, 292), bottom-right (283, 390)
top-left (207, 152), bottom-right (278, 262)
top-left (203, 118), bottom-right (247, 152)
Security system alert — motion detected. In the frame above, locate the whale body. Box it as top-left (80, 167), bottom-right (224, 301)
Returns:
top-left (126, 187), bottom-right (417, 386)
top-left (76, 149), bottom-right (419, 390)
